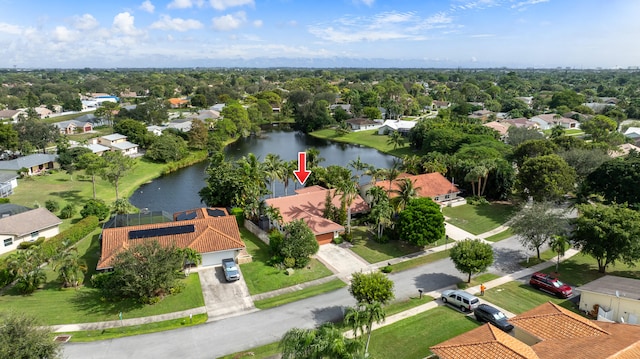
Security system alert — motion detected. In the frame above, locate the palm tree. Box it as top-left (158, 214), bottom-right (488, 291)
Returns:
top-left (306, 147), bottom-right (324, 169)
top-left (179, 248), bottom-right (202, 275)
top-left (345, 302), bottom-right (387, 356)
top-left (387, 131), bottom-right (405, 150)
top-left (335, 178), bottom-right (360, 234)
top-left (280, 323), bottom-right (363, 359)
top-left (7, 248), bottom-right (46, 294)
top-left (53, 248), bottom-right (87, 288)
top-left (401, 154), bottom-right (422, 175)
top-left (349, 156), bottom-right (372, 183)
top-left (391, 178), bottom-right (420, 212)
top-left (282, 159), bottom-right (297, 195)
top-left (369, 199), bottom-right (393, 240)
top-left (366, 185), bottom-right (388, 208)
top-left (264, 153), bottom-right (283, 198)
top-left (550, 235), bottom-right (570, 272)
top-left (264, 205), bottom-right (283, 229)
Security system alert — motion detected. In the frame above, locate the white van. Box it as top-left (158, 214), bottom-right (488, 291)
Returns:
top-left (441, 289), bottom-right (480, 312)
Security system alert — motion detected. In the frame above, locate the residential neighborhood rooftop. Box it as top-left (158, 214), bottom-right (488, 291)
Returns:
top-left (0, 207), bottom-right (61, 237)
top-left (576, 275), bottom-right (640, 301)
top-left (373, 172), bottom-right (459, 200)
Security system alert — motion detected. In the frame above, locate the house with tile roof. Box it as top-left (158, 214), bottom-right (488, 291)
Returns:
top-left (0, 153), bottom-right (58, 176)
top-left (372, 172), bottom-right (460, 204)
top-left (431, 301), bottom-right (640, 359)
top-left (0, 207), bottom-right (62, 255)
top-left (483, 121), bottom-right (510, 141)
top-left (576, 276), bottom-right (640, 325)
top-left (264, 186), bottom-right (369, 245)
top-left (97, 207), bottom-right (248, 270)
top-left (168, 98), bottom-right (190, 108)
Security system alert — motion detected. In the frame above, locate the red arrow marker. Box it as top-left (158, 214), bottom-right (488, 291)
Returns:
top-left (293, 151), bottom-right (311, 185)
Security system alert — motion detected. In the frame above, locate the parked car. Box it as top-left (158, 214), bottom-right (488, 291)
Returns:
top-left (473, 304), bottom-right (514, 332)
top-left (529, 272), bottom-right (572, 298)
top-left (441, 289), bottom-right (480, 312)
top-left (222, 258), bottom-right (240, 282)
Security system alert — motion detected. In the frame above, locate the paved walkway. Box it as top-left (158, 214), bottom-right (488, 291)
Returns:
top-left (50, 222), bottom-right (519, 333)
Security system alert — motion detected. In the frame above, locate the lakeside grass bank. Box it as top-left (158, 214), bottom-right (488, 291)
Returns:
top-left (309, 129), bottom-right (413, 157)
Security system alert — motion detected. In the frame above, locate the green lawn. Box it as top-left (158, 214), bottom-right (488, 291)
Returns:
top-left (392, 250), bottom-right (451, 273)
top-left (368, 306), bottom-right (481, 359)
top-left (217, 342), bottom-right (281, 359)
top-left (443, 203), bottom-right (517, 235)
top-left (0, 233), bottom-right (205, 325)
top-left (58, 314), bottom-right (208, 342)
top-left (239, 228), bottom-right (333, 295)
top-left (253, 279), bottom-right (347, 309)
top-left (540, 252), bottom-right (640, 286)
top-left (484, 228), bottom-right (514, 242)
top-left (457, 273), bottom-right (501, 290)
top-left (309, 129), bottom-right (413, 157)
top-left (481, 281), bottom-right (572, 314)
top-left (349, 227), bottom-right (425, 264)
top-left (385, 296), bottom-right (434, 316)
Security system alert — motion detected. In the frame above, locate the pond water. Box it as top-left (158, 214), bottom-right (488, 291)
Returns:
top-left (129, 129), bottom-right (397, 213)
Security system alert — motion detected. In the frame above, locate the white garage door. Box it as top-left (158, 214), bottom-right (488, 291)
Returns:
top-left (201, 250), bottom-right (236, 267)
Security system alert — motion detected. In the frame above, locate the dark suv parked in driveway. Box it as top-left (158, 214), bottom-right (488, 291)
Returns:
top-left (473, 304), bottom-right (514, 332)
top-left (529, 272), bottom-right (572, 298)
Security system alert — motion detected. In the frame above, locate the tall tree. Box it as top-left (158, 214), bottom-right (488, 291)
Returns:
top-left (344, 301), bottom-right (386, 356)
top-left (387, 131), bottom-right (405, 150)
top-left (187, 119), bottom-right (209, 149)
top-left (516, 154), bottom-right (576, 202)
top-left (264, 153), bottom-right (284, 198)
top-left (572, 203), bottom-right (640, 273)
top-left (397, 197), bottom-right (445, 246)
top-left (77, 152), bottom-right (106, 200)
top-left (101, 151), bottom-right (135, 199)
top-left (335, 177), bottom-right (359, 234)
top-left (509, 202), bottom-right (568, 259)
top-left (0, 123), bottom-right (19, 151)
top-left (53, 248), bottom-right (87, 288)
top-left (550, 235), bottom-right (570, 273)
top-left (391, 178), bottom-right (420, 212)
top-left (349, 271), bottom-right (395, 305)
top-left (13, 116), bottom-right (59, 153)
top-left (450, 239), bottom-right (494, 283)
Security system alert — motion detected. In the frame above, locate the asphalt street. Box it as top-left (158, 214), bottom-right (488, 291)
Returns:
top-left (63, 235), bottom-right (527, 359)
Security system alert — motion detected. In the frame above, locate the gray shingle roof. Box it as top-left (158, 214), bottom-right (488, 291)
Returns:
top-left (0, 207), bottom-right (61, 236)
top-left (0, 154), bottom-right (58, 171)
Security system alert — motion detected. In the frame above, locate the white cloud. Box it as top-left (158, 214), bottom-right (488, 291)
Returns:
top-left (209, 0), bottom-right (254, 11)
top-left (511, 0), bottom-right (549, 9)
top-left (470, 33), bottom-right (495, 38)
top-left (53, 26), bottom-right (78, 42)
top-left (167, 0), bottom-right (203, 9)
top-left (212, 11), bottom-right (246, 31)
top-left (309, 11), bottom-right (451, 43)
top-left (253, 19), bottom-right (263, 28)
top-left (0, 22), bottom-right (23, 35)
top-left (140, 0), bottom-right (155, 13)
top-left (72, 14), bottom-right (99, 31)
top-left (150, 15), bottom-right (203, 31)
top-left (113, 12), bottom-right (144, 36)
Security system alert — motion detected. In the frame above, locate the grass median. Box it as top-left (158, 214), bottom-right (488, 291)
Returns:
top-left (56, 314), bottom-right (208, 342)
top-left (253, 279), bottom-right (347, 309)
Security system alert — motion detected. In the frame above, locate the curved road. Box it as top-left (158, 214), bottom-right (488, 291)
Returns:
top-left (63, 236), bottom-right (527, 359)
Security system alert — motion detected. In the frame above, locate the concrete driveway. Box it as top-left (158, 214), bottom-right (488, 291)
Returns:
top-left (197, 266), bottom-right (256, 321)
top-left (315, 243), bottom-right (370, 281)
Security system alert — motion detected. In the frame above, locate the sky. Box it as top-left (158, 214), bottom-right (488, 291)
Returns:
top-left (0, 0), bottom-right (639, 69)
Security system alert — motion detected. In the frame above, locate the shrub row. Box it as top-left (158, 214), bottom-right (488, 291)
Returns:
top-left (161, 150), bottom-right (208, 175)
top-left (39, 215), bottom-right (99, 259)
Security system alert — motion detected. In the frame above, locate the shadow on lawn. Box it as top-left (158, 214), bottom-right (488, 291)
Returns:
top-left (53, 189), bottom-right (83, 203)
top-left (69, 289), bottom-right (144, 317)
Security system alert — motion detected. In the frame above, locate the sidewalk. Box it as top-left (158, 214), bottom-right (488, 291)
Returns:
top-left (49, 222), bottom-right (516, 333)
top-left (351, 248), bottom-right (580, 335)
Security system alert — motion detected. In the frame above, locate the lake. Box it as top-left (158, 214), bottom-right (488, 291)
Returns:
top-left (129, 129), bottom-right (396, 213)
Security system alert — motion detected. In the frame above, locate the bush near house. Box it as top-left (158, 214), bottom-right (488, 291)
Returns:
top-left (39, 216), bottom-right (99, 259)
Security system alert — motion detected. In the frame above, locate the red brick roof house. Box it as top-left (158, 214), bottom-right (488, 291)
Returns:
top-left (97, 208), bottom-right (247, 270)
top-left (264, 186), bottom-right (369, 245)
top-left (373, 172), bottom-right (460, 203)
top-left (431, 302), bottom-right (640, 359)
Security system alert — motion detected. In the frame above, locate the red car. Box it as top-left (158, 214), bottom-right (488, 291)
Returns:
top-left (529, 272), bottom-right (573, 298)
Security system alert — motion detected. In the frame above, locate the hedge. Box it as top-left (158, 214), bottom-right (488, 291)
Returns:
top-left (39, 215), bottom-right (99, 259)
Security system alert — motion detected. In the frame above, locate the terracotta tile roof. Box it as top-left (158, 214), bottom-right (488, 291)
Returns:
top-left (168, 98), bottom-right (189, 105)
top-left (373, 172), bottom-right (459, 200)
top-left (265, 185), bottom-right (368, 236)
top-left (97, 208), bottom-right (244, 270)
top-left (432, 301), bottom-right (640, 359)
top-left (483, 121), bottom-right (510, 136)
top-left (509, 302), bottom-right (609, 340)
top-left (431, 323), bottom-right (539, 359)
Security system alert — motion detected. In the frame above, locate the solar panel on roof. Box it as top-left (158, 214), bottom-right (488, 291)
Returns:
top-left (207, 209), bottom-right (226, 217)
top-left (128, 224), bottom-right (195, 239)
top-left (175, 211), bottom-right (197, 221)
